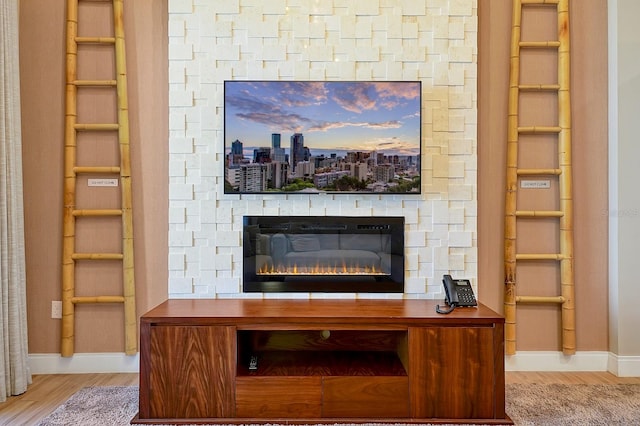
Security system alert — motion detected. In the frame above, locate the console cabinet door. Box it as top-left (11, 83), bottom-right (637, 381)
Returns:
top-left (149, 325), bottom-right (235, 418)
top-left (409, 326), bottom-right (498, 419)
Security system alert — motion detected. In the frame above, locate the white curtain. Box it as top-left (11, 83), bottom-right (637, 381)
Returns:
top-left (0, 0), bottom-right (32, 402)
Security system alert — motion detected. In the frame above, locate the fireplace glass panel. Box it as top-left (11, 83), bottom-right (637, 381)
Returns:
top-left (243, 216), bottom-right (404, 293)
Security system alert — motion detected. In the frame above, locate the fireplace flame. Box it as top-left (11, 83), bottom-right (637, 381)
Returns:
top-left (257, 261), bottom-right (388, 276)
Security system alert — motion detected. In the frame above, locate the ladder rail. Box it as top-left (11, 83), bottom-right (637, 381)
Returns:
top-left (113, 0), bottom-right (137, 356)
top-left (556, 0), bottom-right (576, 355)
top-left (62, 0), bottom-right (80, 359)
top-left (503, 0), bottom-right (522, 356)
top-left (61, 0), bottom-right (136, 357)
top-left (504, 0), bottom-right (575, 356)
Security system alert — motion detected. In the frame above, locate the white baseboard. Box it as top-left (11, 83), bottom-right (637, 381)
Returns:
top-left (608, 352), bottom-right (640, 377)
top-left (29, 353), bottom-right (139, 375)
top-left (29, 351), bottom-right (640, 377)
top-left (506, 351), bottom-right (640, 377)
top-left (505, 351), bottom-right (610, 372)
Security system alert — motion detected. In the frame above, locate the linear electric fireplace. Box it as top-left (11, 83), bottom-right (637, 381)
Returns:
top-left (243, 216), bottom-right (404, 293)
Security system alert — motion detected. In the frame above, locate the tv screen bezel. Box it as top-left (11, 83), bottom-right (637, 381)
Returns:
top-left (223, 80), bottom-right (422, 195)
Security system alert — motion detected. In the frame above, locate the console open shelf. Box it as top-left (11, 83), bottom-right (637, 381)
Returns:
top-left (238, 349), bottom-right (408, 376)
top-left (134, 298), bottom-right (512, 425)
top-left (237, 329), bottom-right (408, 376)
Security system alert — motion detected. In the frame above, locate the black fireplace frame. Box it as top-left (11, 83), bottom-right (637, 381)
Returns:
top-left (243, 216), bottom-right (405, 293)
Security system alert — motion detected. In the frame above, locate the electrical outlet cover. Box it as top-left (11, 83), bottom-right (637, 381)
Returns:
top-left (51, 300), bottom-right (62, 319)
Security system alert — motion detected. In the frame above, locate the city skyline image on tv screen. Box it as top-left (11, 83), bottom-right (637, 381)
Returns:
top-left (223, 81), bottom-right (422, 194)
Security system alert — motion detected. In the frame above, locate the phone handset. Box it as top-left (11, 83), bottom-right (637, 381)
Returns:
top-left (436, 274), bottom-right (458, 314)
top-left (436, 274), bottom-right (477, 314)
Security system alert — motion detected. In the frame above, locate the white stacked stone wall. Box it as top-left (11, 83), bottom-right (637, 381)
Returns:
top-left (167, 0), bottom-right (478, 299)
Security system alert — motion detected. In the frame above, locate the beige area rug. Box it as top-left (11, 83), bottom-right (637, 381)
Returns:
top-left (36, 384), bottom-right (640, 426)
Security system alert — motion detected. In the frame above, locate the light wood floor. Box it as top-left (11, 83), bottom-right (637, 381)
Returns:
top-left (0, 373), bottom-right (138, 426)
top-left (1, 372), bottom-right (639, 425)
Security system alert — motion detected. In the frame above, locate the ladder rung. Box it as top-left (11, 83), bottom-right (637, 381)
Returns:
top-left (73, 209), bottom-right (123, 217)
top-left (74, 123), bottom-right (120, 131)
top-left (519, 84), bottom-right (560, 91)
top-left (519, 41), bottom-right (561, 48)
top-left (518, 126), bottom-right (562, 134)
top-left (516, 253), bottom-right (565, 260)
top-left (71, 253), bottom-right (124, 260)
top-left (516, 295), bottom-right (565, 304)
top-left (518, 168), bottom-right (562, 176)
top-left (73, 166), bottom-right (121, 174)
top-left (521, 0), bottom-right (560, 5)
top-left (73, 80), bottom-right (117, 87)
top-left (71, 296), bottom-right (125, 304)
top-left (516, 210), bottom-right (564, 217)
top-left (75, 36), bottom-right (116, 44)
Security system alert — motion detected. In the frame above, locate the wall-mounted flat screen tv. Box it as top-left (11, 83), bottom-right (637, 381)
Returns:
top-left (223, 80), bottom-right (421, 194)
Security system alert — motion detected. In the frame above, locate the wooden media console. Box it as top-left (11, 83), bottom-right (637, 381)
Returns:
top-left (133, 298), bottom-right (512, 424)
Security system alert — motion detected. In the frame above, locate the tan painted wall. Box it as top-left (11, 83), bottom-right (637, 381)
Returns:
top-left (20, 1), bottom-right (608, 354)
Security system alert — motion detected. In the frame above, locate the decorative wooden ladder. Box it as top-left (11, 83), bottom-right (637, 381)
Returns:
top-left (504, 0), bottom-right (575, 355)
top-left (62, 0), bottom-right (136, 356)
